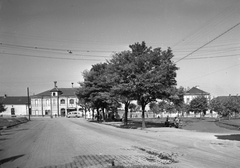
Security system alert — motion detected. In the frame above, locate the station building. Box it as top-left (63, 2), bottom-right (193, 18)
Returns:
top-left (30, 81), bottom-right (81, 117)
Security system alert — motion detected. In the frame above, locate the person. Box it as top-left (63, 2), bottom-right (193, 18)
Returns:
top-left (174, 117), bottom-right (180, 128)
top-left (164, 116), bottom-right (170, 127)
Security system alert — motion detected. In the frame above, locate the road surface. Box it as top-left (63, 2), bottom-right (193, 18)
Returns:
top-left (0, 117), bottom-right (239, 168)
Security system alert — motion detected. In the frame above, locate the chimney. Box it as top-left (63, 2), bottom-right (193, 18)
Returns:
top-left (195, 85), bottom-right (199, 89)
top-left (54, 81), bottom-right (57, 88)
top-left (4, 94), bottom-right (7, 98)
top-left (71, 82), bottom-right (74, 88)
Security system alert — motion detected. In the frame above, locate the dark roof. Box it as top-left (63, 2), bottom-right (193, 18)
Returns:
top-left (214, 95), bottom-right (239, 101)
top-left (0, 96), bottom-right (29, 105)
top-left (185, 87), bottom-right (209, 95)
top-left (32, 88), bottom-right (78, 98)
top-left (49, 87), bottom-right (62, 92)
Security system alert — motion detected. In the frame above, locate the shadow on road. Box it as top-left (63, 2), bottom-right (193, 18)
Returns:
top-left (0, 154), bottom-right (25, 165)
top-left (0, 137), bottom-right (9, 141)
top-left (215, 134), bottom-right (240, 141)
top-left (118, 121), bottom-right (166, 129)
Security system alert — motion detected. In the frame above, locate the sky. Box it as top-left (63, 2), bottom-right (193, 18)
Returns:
top-left (0, 0), bottom-right (240, 97)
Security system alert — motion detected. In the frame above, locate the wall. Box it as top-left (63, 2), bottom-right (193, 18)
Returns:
top-left (1, 104), bottom-right (28, 117)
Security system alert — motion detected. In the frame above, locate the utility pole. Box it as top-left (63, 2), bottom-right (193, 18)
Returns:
top-left (27, 87), bottom-right (30, 120)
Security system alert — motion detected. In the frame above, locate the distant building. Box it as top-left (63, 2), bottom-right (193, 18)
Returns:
top-left (31, 81), bottom-right (81, 117)
top-left (184, 86), bottom-right (210, 104)
top-left (0, 95), bottom-right (29, 116)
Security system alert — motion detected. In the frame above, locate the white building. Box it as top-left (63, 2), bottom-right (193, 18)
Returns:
top-left (0, 95), bottom-right (29, 117)
top-left (31, 82), bottom-right (81, 117)
top-left (184, 86), bottom-right (210, 104)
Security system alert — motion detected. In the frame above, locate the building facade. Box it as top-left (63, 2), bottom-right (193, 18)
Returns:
top-left (0, 95), bottom-right (29, 117)
top-left (184, 86), bottom-right (210, 104)
top-left (31, 82), bottom-right (81, 117)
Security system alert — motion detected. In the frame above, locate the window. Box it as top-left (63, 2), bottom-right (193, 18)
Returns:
top-left (69, 99), bottom-right (74, 104)
top-left (53, 92), bottom-right (56, 96)
top-left (46, 99), bottom-right (50, 106)
top-left (35, 99), bottom-right (38, 106)
top-left (11, 108), bottom-right (15, 115)
top-left (60, 99), bottom-right (65, 104)
top-left (53, 99), bottom-right (56, 106)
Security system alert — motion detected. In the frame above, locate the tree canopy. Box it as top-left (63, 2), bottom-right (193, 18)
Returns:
top-left (189, 96), bottom-right (208, 116)
top-left (0, 103), bottom-right (6, 113)
top-left (210, 96), bottom-right (240, 118)
top-left (76, 41), bottom-right (179, 128)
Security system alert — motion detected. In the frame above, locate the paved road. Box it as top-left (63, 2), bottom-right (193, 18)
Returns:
top-left (0, 118), bottom-right (239, 168)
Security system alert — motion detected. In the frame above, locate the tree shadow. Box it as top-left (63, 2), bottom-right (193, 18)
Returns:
top-left (0, 154), bottom-right (25, 165)
top-left (0, 137), bottom-right (9, 141)
top-left (215, 134), bottom-right (240, 141)
top-left (117, 121), bottom-right (166, 129)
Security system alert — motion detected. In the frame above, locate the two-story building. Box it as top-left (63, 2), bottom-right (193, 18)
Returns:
top-left (184, 86), bottom-right (210, 104)
top-left (31, 81), bottom-right (81, 117)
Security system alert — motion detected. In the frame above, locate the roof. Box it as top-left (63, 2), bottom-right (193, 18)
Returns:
top-left (213, 95), bottom-right (239, 101)
top-left (0, 96), bottom-right (29, 105)
top-left (185, 87), bottom-right (209, 95)
top-left (32, 88), bottom-right (78, 98)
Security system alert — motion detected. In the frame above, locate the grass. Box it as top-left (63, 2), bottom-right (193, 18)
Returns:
top-left (112, 117), bottom-right (240, 132)
top-left (0, 117), bottom-right (28, 129)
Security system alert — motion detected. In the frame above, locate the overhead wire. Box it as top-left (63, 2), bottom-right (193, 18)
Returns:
top-left (0, 42), bottom-right (117, 53)
top-left (172, 0), bottom-right (240, 49)
top-left (175, 22), bottom-right (240, 63)
top-left (179, 63), bottom-right (240, 83)
top-left (0, 52), bottom-right (106, 61)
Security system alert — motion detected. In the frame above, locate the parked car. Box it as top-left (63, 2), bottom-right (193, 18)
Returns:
top-left (66, 111), bottom-right (81, 118)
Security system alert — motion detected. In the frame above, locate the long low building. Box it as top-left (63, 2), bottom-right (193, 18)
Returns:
top-left (0, 95), bottom-right (29, 117)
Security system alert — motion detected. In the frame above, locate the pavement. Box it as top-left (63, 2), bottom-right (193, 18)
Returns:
top-left (0, 117), bottom-right (240, 168)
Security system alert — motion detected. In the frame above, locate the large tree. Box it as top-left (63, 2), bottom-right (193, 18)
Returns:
top-left (76, 63), bottom-right (113, 121)
top-left (127, 42), bottom-right (178, 129)
top-left (107, 51), bottom-right (136, 125)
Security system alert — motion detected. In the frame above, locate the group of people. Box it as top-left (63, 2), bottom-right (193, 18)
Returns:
top-left (164, 116), bottom-right (181, 128)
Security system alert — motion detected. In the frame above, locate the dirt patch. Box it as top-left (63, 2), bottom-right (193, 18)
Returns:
top-left (133, 146), bottom-right (179, 165)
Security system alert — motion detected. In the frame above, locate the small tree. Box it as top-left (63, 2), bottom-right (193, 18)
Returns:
top-left (209, 97), bottom-right (224, 118)
top-left (129, 103), bottom-right (137, 118)
top-left (149, 102), bottom-right (160, 116)
top-left (189, 96), bottom-right (208, 118)
top-left (222, 96), bottom-right (240, 119)
top-left (0, 103), bottom-right (6, 114)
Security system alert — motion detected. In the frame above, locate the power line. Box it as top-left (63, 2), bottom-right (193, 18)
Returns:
top-left (179, 63), bottom-right (240, 83)
top-left (0, 42), bottom-right (118, 53)
top-left (0, 52), bottom-right (107, 61)
top-left (172, 0), bottom-right (240, 49)
top-left (173, 54), bottom-right (239, 60)
top-left (175, 22), bottom-right (240, 63)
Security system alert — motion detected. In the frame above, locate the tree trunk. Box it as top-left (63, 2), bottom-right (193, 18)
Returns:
top-left (141, 104), bottom-right (146, 129)
top-left (92, 108), bottom-right (95, 121)
top-left (124, 102), bottom-right (129, 125)
top-left (97, 108), bottom-right (100, 122)
top-left (102, 108), bottom-right (105, 121)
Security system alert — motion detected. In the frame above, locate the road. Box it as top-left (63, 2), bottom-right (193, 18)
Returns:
top-left (0, 117), bottom-right (239, 168)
